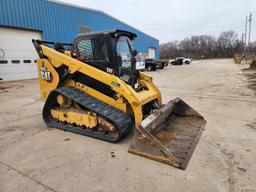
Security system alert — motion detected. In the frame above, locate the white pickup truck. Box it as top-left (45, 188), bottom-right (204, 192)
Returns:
top-left (135, 55), bottom-right (146, 71)
top-left (169, 57), bottom-right (192, 65)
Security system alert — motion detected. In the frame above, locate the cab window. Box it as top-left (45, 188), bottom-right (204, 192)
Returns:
top-left (116, 36), bottom-right (132, 70)
top-left (76, 38), bottom-right (110, 70)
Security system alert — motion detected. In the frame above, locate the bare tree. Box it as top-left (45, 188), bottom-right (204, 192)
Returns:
top-left (160, 30), bottom-right (243, 59)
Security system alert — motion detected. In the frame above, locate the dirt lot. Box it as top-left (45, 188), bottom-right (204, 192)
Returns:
top-left (0, 59), bottom-right (256, 192)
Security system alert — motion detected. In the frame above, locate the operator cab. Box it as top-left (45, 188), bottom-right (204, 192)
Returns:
top-left (72, 29), bottom-right (138, 86)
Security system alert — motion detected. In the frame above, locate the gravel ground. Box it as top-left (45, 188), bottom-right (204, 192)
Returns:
top-left (0, 59), bottom-right (256, 192)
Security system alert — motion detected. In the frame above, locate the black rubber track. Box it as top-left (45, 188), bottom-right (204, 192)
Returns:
top-left (42, 86), bottom-right (133, 142)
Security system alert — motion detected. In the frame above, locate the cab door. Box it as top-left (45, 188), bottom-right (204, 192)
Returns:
top-left (116, 36), bottom-right (137, 86)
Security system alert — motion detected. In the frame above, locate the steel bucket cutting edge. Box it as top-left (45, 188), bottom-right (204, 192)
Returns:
top-left (128, 98), bottom-right (206, 170)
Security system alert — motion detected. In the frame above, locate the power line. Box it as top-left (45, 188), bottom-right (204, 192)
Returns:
top-left (145, 12), bottom-right (256, 42)
top-left (151, 19), bottom-right (251, 42)
top-left (143, 12), bottom-right (255, 31)
top-left (152, 22), bottom-right (244, 34)
top-left (153, 25), bottom-right (245, 39)
top-left (149, 21), bottom-right (242, 32)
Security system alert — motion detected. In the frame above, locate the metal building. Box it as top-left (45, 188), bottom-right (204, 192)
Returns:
top-left (0, 0), bottom-right (159, 81)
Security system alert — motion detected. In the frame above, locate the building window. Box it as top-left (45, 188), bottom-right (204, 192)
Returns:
top-left (79, 26), bottom-right (91, 34)
top-left (11, 60), bottom-right (20, 64)
top-left (0, 60), bottom-right (8, 64)
top-left (23, 60), bottom-right (31, 63)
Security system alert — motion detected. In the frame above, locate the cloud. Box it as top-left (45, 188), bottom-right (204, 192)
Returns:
top-left (59, 0), bottom-right (256, 42)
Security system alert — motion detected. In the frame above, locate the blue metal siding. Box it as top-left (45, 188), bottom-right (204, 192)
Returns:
top-left (0, 0), bottom-right (160, 59)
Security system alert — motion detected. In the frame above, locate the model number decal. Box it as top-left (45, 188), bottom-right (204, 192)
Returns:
top-left (106, 68), bottom-right (113, 74)
top-left (111, 82), bottom-right (120, 87)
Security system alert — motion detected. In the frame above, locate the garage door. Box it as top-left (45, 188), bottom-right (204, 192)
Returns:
top-left (0, 27), bottom-right (42, 81)
top-left (148, 47), bottom-right (156, 59)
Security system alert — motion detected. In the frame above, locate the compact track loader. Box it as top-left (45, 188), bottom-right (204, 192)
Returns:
top-left (32, 30), bottom-right (206, 169)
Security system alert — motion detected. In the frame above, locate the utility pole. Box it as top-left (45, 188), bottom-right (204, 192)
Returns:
top-left (242, 33), bottom-right (245, 53)
top-left (244, 15), bottom-right (248, 54)
top-left (248, 12), bottom-right (252, 52)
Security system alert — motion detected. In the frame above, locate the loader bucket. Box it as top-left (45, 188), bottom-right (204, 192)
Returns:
top-left (129, 98), bottom-right (206, 169)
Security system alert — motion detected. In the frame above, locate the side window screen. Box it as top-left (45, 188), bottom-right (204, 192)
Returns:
top-left (76, 38), bottom-right (110, 70)
top-left (77, 39), bottom-right (94, 61)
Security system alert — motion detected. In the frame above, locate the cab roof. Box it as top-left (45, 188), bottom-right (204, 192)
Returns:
top-left (75, 29), bottom-right (137, 40)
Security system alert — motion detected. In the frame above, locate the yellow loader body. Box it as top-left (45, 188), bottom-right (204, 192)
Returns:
top-left (33, 30), bottom-right (206, 169)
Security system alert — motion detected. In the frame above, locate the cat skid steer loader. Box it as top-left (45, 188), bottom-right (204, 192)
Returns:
top-left (32, 30), bottom-right (206, 169)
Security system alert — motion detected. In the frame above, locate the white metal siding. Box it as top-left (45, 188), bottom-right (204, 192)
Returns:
top-left (0, 27), bottom-right (42, 81)
top-left (148, 48), bottom-right (156, 59)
